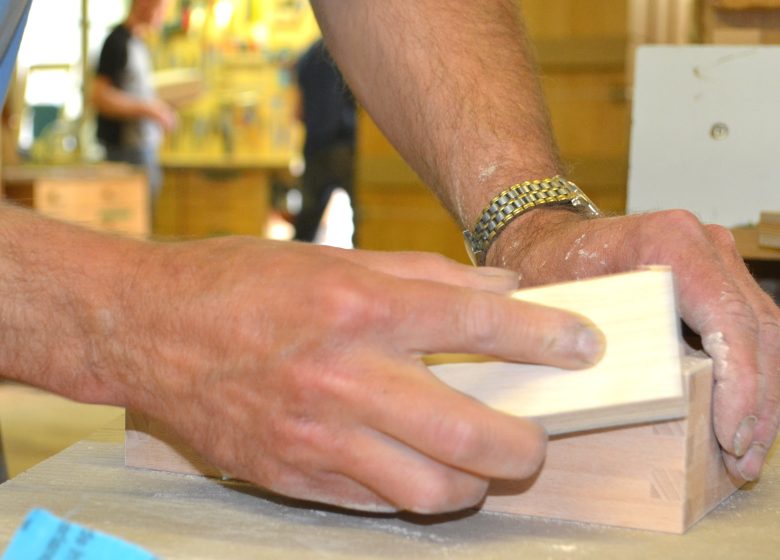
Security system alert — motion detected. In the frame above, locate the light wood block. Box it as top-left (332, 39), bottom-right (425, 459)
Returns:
top-left (484, 356), bottom-right (740, 533)
top-left (431, 269), bottom-right (685, 435)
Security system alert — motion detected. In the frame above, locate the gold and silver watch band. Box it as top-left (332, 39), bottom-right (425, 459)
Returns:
top-left (463, 176), bottom-right (602, 266)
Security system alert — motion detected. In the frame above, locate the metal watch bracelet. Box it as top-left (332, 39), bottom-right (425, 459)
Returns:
top-left (463, 176), bottom-right (602, 266)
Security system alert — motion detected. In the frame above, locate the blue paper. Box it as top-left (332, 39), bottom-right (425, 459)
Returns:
top-left (2, 508), bottom-right (157, 560)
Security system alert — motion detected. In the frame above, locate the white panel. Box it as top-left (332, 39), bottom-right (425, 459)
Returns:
top-left (628, 46), bottom-right (780, 227)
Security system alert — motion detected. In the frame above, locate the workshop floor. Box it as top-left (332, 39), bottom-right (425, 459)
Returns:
top-left (0, 383), bottom-right (122, 478)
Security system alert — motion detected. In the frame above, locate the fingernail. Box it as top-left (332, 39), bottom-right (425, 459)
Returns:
top-left (736, 442), bottom-right (767, 482)
top-left (572, 324), bottom-right (606, 366)
top-left (733, 415), bottom-right (757, 457)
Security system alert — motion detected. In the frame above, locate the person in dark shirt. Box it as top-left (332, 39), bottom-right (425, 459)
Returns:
top-left (92, 0), bottom-right (174, 214)
top-left (294, 39), bottom-right (356, 243)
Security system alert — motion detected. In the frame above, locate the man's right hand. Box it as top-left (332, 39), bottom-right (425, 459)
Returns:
top-left (145, 99), bottom-right (176, 132)
top-left (107, 238), bottom-right (603, 513)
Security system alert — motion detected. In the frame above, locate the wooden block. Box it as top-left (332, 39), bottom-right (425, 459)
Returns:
top-left (483, 356), bottom-right (740, 533)
top-left (431, 269), bottom-right (685, 435)
top-left (125, 356), bottom-right (737, 533)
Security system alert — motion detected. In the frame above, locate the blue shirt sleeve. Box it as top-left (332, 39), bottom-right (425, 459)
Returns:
top-left (0, 0), bottom-right (33, 103)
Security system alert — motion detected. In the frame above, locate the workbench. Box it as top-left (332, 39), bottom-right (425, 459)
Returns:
top-left (0, 416), bottom-right (777, 558)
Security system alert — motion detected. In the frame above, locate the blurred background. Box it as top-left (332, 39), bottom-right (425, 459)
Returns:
top-left (2, 0), bottom-right (779, 256)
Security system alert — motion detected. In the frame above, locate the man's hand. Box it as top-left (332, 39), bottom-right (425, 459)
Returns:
top-left (0, 207), bottom-right (605, 513)
top-left (120, 239), bottom-right (604, 513)
top-left (144, 99), bottom-right (176, 132)
top-left (490, 208), bottom-right (780, 483)
top-left (0, 214), bottom-right (601, 514)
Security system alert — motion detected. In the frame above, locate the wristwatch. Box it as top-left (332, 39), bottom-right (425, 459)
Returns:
top-left (463, 176), bottom-right (602, 266)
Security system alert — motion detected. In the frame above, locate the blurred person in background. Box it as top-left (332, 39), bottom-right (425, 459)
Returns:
top-left (294, 39), bottom-right (356, 243)
top-left (92, 0), bottom-right (175, 219)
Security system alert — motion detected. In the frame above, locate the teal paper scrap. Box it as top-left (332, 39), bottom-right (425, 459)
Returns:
top-left (2, 508), bottom-right (157, 560)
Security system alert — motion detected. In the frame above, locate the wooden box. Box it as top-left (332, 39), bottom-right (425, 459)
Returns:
top-left (125, 354), bottom-right (738, 534)
top-left (484, 357), bottom-right (739, 533)
top-left (2, 163), bottom-right (149, 238)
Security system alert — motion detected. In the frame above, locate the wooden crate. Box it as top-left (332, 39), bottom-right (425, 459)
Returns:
top-left (2, 164), bottom-right (149, 238)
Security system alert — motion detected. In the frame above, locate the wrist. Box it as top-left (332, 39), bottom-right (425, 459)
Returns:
top-left (486, 206), bottom-right (586, 269)
top-left (463, 176), bottom-right (600, 266)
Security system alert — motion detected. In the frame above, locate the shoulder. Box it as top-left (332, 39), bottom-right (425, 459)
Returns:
top-left (98, 24), bottom-right (131, 75)
top-left (103, 24), bottom-right (132, 51)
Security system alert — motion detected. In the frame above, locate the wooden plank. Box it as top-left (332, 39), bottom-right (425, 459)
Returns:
top-left (431, 268), bottom-right (684, 435)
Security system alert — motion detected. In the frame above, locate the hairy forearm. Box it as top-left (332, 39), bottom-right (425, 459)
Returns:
top-left (0, 204), bottom-right (149, 405)
top-left (311, 0), bottom-right (560, 227)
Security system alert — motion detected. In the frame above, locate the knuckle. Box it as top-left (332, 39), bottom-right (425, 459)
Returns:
top-left (437, 416), bottom-right (484, 465)
top-left (461, 294), bottom-right (501, 350)
top-left (320, 280), bottom-right (378, 332)
top-left (638, 210), bottom-right (705, 260)
top-left (761, 316), bottom-right (780, 346)
top-left (705, 223), bottom-right (737, 252)
top-left (655, 209), bottom-right (703, 231)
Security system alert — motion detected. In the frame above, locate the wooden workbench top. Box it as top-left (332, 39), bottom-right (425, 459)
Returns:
top-left (0, 414), bottom-right (777, 558)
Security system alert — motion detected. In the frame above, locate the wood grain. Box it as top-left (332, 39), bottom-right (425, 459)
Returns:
top-left (482, 356), bottom-right (740, 533)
